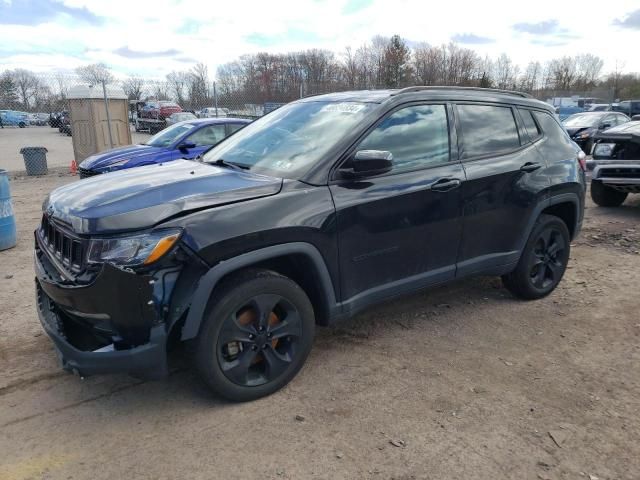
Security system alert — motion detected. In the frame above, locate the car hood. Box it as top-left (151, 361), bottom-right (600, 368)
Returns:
top-left (45, 160), bottom-right (283, 234)
top-left (79, 144), bottom-right (163, 170)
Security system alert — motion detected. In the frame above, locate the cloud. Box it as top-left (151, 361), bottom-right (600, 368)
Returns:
top-left (513, 19), bottom-right (560, 35)
top-left (451, 33), bottom-right (494, 44)
top-left (613, 9), bottom-right (640, 30)
top-left (245, 28), bottom-right (321, 47)
top-left (0, 0), bottom-right (103, 26)
top-left (343, 0), bottom-right (373, 14)
top-left (113, 46), bottom-right (182, 59)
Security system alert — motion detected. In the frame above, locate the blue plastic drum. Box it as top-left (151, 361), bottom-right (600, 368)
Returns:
top-left (0, 169), bottom-right (17, 251)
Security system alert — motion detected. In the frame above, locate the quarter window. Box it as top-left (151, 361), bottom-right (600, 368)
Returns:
top-left (533, 111), bottom-right (574, 148)
top-left (457, 104), bottom-right (520, 158)
top-left (519, 109), bottom-right (542, 142)
top-left (356, 104), bottom-right (450, 172)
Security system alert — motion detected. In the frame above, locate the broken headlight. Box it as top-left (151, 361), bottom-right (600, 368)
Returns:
top-left (87, 228), bottom-right (182, 267)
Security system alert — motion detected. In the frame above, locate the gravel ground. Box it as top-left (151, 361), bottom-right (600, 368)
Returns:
top-left (0, 173), bottom-right (639, 480)
top-left (0, 126), bottom-right (150, 173)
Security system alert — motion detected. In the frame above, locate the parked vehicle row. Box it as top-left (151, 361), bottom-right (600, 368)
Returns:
top-left (36, 86), bottom-right (586, 401)
top-left (562, 111), bottom-right (631, 154)
top-left (0, 110), bottom-right (29, 128)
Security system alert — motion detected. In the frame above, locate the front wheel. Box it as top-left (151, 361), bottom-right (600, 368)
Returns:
top-left (18, 122), bottom-right (26, 128)
top-left (591, 180), bottom-right (628, 207)
top-left (193, 269), bottom-right (315, 402)
top-left (502, 214), bottom-right (570, 300)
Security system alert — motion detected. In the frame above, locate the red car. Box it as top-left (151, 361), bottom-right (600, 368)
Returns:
top-left (140, 101), bottom-right (182, 120)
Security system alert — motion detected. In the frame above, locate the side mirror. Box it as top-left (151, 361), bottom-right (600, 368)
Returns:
top-left (178, 141), bottom-right (196, 151)
top-left (599, 123), bottom-right (611, 130)
top-left (341, 150), bottom-right (393, 178)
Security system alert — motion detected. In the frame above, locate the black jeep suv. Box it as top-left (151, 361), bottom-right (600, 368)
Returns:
top-left (35, 87), bottom-right (585, 401)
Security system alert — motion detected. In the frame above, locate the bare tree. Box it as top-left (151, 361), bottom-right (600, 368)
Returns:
top-left (75, 63), bottom-right (114, 86)
top-left (0, 71), bottom-right (19, 108)
top-left (188, 63), bottom-right (210, 108)
top-left (166, 71), bottom-right (189, 105)
top-left (122, 76), bottom-right (145, 100)
top-left (12, 69), bottom-right (39, 108)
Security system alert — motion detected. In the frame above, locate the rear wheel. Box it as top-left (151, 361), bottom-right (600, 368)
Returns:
top-left (193, 269), bottom-right (315, 402)
top-left (18, 122), bottom-right (26, 128)
top-left (502, 214), bottom-right (570, 300)
top-left (591, 180), bottom-right (627, 207)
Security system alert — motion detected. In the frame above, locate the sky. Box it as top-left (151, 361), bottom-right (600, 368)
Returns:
top-left (0, 0), bottom-right (639, 79)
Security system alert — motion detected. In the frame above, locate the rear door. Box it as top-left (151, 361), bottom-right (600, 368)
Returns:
top-left (455, 103), bottom-right (548, 276)
top-left (330, 103), bottom-right (465, 307)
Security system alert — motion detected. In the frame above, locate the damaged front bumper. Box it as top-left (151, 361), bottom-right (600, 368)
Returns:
top-left (34, 239), bottom-right (170, 379)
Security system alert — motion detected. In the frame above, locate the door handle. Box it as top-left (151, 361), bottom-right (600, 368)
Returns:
top-left (430, 178), bottom-right (462, 192)
top-left (520, 162), bottom-right (542, 173)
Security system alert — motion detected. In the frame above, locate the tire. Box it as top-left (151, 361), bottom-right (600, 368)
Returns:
top-left (193, 269), bottom-right (315, 402)
top-left (590, 180), bottom-right (627, 207)
top-left (502, 214), bottom-right (570, 300)
top-left (18, 122), bottom-right (26, 128)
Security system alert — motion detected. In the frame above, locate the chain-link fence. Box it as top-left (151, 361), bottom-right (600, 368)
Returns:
top-left (0, 72), bottom-right (301, 173)
top-left (0, 70), bottom-right (631, 173)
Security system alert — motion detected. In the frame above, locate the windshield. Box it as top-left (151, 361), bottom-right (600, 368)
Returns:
top-left (202, 101), bottom-right (376, 177)
top-left (563, 113), bottom-right (602, 127)
top-left (145, 123), bottom-right (195, 147)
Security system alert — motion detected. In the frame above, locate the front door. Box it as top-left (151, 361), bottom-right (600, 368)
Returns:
top-left (329, 103), bottom-right (465, 311)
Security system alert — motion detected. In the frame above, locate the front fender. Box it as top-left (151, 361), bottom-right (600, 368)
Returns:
top-left (180, 242), bottom-right (338, 340)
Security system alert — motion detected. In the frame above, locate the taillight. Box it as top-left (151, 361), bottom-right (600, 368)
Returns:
top-left (577, 150), bottom-right (587, 171)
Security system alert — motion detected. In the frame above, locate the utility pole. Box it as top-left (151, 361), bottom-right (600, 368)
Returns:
top-left (213, 81), bottom-right (218, 118)
top-left (102, 80), bottom-right (114, 149)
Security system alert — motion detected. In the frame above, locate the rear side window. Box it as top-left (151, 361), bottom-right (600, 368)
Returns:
top-left (519, 109), bottom-right (542, 142)
top-left (533, 111), bottom-right (574, 148)
top-left (457, 105), bottom-right (520, 158)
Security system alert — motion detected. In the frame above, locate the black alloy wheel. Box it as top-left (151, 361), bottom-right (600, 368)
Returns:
top-left (193, 269), bottom-right (314, 402)
top-left (502, 214), bottom-right (570, 300)
top-left (217, 294), bottom-right (302, 387)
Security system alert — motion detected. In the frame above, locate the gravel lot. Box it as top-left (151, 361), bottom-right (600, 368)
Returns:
top-left (0, 173), bottom-right (639, 480)
top-left (0, 126), bottom-right (150, 173)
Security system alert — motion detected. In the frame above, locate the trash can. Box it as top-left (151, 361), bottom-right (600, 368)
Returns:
top-left (20, 147), bottom-right (48, 175)
top-left (0, 169), bottom-right (17, 251)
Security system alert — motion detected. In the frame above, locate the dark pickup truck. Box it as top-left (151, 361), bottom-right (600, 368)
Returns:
top-left (589, 120), bottom-right (640, 207)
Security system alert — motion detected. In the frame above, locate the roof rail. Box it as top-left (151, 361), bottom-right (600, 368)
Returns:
top-left (390, 86), bottom-right (533, 99)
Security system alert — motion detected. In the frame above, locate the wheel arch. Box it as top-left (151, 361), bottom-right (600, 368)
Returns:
top-left (520, 193), bottom-right (582, 251)
top-left (179, 242), bottom-right (338, 341)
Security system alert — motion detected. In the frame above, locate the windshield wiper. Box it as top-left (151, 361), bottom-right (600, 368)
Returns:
top-left (212, 159), bottom-right (250, 170)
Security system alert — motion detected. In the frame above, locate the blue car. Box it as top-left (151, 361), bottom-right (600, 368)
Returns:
top-left (78, 118), bottom-right (250, 178)
top-left (0, 110), bottom-right (29, 128)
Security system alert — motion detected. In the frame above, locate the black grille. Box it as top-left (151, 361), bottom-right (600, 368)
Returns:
top-left (600, 167), bottom-right (640, 179)
top-left (78, 167), bottom-right (101, 179)
top-left (40, 215), bottom-right (85, 272)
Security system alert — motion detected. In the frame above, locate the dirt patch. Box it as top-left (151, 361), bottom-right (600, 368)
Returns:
top-left (0, 174), bottom-right (639, 480)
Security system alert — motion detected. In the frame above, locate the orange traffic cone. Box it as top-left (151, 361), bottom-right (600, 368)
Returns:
top-left (70, 159), bottom-right (77, 175)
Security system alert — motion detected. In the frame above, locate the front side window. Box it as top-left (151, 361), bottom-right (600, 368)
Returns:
top-left (457, 104), bottom-right (520, 158)
top-left (202, 101), bottom-right (376, 178)
top-left (188, 125), bottom-right (227, 146)
top-left (355, 104), bottom-right (449, 172)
